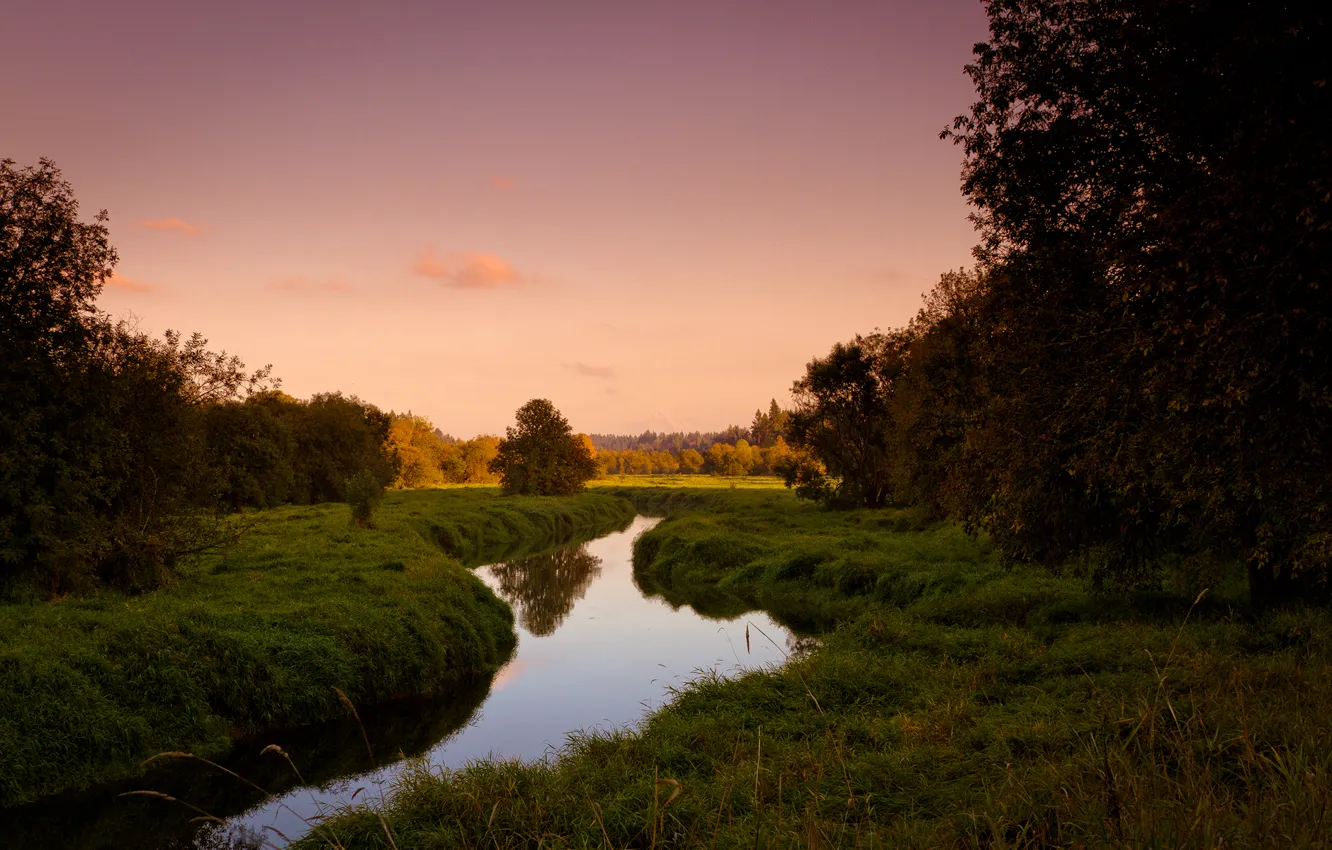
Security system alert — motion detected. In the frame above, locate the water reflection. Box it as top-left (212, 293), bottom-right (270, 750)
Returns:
top-left (488, 544), bottom-right (602, 636)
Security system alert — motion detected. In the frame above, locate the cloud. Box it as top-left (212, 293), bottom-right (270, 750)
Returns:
top-left (491, 176), bottom-right (514, 191)
top-left (104, 272), bottom-right (156, 293)
top-left (137, 217), bottom-right (202, 236)
top-left (265, 276), bottom-right (353, 294)
top-left (413, 248), bottom-right (526, 289)
top-left (565, 361), bottom-right (616, 380)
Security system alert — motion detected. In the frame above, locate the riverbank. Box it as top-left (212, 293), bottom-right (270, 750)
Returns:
top-left (299, 488), bottom-right (1332, 848)
top-left (0, 488), bottom-right (634, 806)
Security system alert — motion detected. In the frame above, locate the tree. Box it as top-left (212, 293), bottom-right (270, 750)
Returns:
top-left (388, 413), bottom-right (446, 489)
top-left (202, 392), bottom-right (299, 509)
top-left (750, 399), bottom-right (790, 448)
top-left (489, 399), bottom-right (598, 496)
top-left (2, 159), bottom-right (115, 593)
top-left (946, 1), bottom-right (1332, 600)
top-left (460, 436), bottom-right (501, 483)
top-left (783, 332), bottom-right (911, 508)
top-left (0, 162), bottom-right (259, 593)
top-left (679, 448), bottom-right (704, 474)
top-left (289, 393), bottom-right (397, 502)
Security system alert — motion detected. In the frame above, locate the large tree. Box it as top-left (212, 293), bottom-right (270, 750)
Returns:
top-left (782, 332), bottom-right (911, 508)
top-left (946, 1), bottom-right (1331, 599)
top-left (489, 399), bottom-right (598, 496)
top-left (0, 161), bottom-right (270, 592)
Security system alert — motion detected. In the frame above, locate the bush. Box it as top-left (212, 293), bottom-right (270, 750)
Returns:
top-left (343, 471), bottom-right (384, 528)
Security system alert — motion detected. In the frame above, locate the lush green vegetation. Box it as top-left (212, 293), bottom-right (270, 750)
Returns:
top-left (0, 488), bottom-right (633, 806)
top-left (294, 488), bottom-right (1331, 849)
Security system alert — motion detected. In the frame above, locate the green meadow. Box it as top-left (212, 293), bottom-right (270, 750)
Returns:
top-left (295, 487), bottom-right (1332, 849)
top-left (0, 488), bottom-right (632, 806)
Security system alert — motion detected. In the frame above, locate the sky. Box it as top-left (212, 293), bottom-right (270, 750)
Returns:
top-left (3, 0), bottom-right (990, 437)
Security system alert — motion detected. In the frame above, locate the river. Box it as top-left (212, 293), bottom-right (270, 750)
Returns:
top-left (2, 516), bottom-right (795, 849)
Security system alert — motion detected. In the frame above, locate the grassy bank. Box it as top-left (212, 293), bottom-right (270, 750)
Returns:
top-left (300, 488), bottom-right (1332, 849)
top-left (0, 487), bottom-right (634, 806)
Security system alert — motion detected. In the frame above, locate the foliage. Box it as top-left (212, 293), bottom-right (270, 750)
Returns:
top-left (201, 391), bottom-right (400, 512)
top-left (782, 332), bottom-right (911, 508)
top-left (291, 393), bottom-right (397, 502)
top-left (1, 160), bottom-right (405, 596)
top-left (0, 160), bottom-right (267, 595)
top-left (343, 470), bottom-right (384, 527)
top-left (761, 3), bottom-right (1330, 605)
top-left (385, 413), bottom-right (501, 489)
top-left (587, 403), bottom-right (788, 454)
top-left (938, 0), bottom-right (1332, 600)
top-left (588, 406), bottom-right (792, 479)
top-left (678, 448), bottom-right (704, 474)
top-left (749, 398), bottom-right (790, 448)
top-left (489, 399), bottom-right (598, 496)
top-left (0, 488), bottom-right (633, 805)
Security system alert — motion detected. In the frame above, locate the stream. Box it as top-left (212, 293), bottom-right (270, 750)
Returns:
top-left (2, 516), bottom-right (796, 849)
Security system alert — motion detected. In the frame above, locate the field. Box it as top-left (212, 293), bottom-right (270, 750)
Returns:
top-left (297, 487), bottom-right (1332, 849)
top-left (0, 488), bottom-right (633, 806)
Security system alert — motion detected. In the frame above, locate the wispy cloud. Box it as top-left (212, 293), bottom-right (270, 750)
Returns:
top-left (105, 272), bottom-right (156, 293)
top-left (265, 276), bottom-right (353, 294)
top-left (491, 176), bottom-right (514, 191)
top-left (137, 217), bottom-right (202, 236)
top-left (565, 362), bottom-right (615, 379)
top-left (413, 248), bottom-right (526, 289)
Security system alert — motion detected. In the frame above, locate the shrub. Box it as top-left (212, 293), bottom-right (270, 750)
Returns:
top-left (343, 470), bottom-right (384, 528)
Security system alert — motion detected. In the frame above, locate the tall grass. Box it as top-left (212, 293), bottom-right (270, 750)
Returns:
top-left (0, 487), bottom-right (633, 806)
top-left (294, 488), bottom-right (1332, 849)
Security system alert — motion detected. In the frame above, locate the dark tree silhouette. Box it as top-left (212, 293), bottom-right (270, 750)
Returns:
top-left (945, 0), bottom-right (1332, 599)
top-left (781, 332), bottom-right (911, 509)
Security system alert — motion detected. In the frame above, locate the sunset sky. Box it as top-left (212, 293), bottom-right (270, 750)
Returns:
top-left (4, 0), bottom-right (990, 436)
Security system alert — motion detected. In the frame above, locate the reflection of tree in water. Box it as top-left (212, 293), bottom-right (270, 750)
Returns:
top-left (488, 545), bottom-right (603, 636)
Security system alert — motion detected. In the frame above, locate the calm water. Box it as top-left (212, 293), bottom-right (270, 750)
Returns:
top-left (4, 516), bottom-right (795, 849)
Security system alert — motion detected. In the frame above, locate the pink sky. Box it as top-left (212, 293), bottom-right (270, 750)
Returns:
top-left (4, 0), bottom-right (989, 436)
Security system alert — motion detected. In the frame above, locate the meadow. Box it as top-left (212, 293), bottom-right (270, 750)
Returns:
top-left (295, 486), bottom-right (1332, 849)
top-left (0, 488), bottom-right (633, 806)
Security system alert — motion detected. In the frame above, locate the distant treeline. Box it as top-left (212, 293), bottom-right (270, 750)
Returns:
top-left (587, 400), bottom-right (791, 475)
top-left (595, 438), bottom-right (794, 477)
top-left (588, 400), bottom-right (789, 454)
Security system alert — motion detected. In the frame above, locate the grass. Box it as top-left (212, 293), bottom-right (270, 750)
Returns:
top-left (0, 487), bottom-right (634, 807)
top-left (295, 487), bottom-right (1332, 849)
top-left (590, 474), bottom-right (788, 491)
